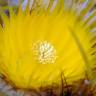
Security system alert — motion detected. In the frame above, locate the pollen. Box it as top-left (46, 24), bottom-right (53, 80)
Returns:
top-left (32, 41), bottom-right (57, 64)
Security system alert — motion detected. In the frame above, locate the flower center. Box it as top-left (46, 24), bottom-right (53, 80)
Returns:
top-left (32, 41), bottom-right (57, 64)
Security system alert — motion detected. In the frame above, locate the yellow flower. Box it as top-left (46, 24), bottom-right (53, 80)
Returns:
top-left (0, 0), bottom-right (96, 89)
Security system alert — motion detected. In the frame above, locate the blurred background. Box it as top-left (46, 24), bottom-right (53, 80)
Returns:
top-left (0, 0), bottom-right (22, 6)
top-left (0, 0), bottom-right (96, 6)
top-left (0, 0), bottom-right (96, 10)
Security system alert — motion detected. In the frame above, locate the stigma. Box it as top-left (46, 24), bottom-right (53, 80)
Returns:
top-left (32, 41), bottom-right (57, 64)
